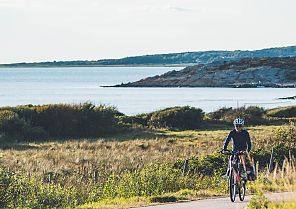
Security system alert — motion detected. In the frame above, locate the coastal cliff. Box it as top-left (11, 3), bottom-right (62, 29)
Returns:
top-left (114, 57), bottom-right (296, 88)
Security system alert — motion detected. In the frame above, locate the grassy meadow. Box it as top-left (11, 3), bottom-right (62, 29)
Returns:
top-left (0, 125), bottom-right (280, 177)
top-left (0, 104), bottom-right (295, 208)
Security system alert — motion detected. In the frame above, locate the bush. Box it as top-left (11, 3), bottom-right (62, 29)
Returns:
top-left (173, 153), bottom-right (228, 176)
top-left (248, 191), bottom-right (270, 209)
top-left (147, 106), bottom-right (204, 130)
top-left (0, 103), bottom-right (125, 139)
top-left (207, 107), bottom-right (233, 120)
top-left (0, 110), bottom-right (28, 138)
top-left (208, 106), bottom-right (266, 125)
top-left (24, 126), bottom-right (48, 141)
top-left (119, 114), bottom-right (151, 127)
top-left (274, 122), bottom-right (296, 148)
top-left (252, 146), bottom-right (296, 169)
top-left (266, 106), bottom-right (296, 118)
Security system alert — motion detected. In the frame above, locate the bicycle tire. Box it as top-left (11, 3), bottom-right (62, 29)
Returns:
top-left (239, 181), bottom-right (246, 201)
top-left (229, 168), bottom-right (236, 202)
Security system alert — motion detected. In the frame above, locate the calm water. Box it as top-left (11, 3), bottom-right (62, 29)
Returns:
top-left (0, 67), bottom-right (295, 115)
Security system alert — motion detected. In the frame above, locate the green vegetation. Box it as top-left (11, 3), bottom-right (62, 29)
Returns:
top-left (0, 104), bottom-right (296, 208)
top-left (77, 189), bottom-right (223, 209)
top-left (0, 103), bottom-right (123, 140)
top-left (207, 106), bottom-right (266, 125)
top-left (121, 106), bottom-right (204, 130)
top-left (266, 201), bottom-right (296, 209)
top-left (248, 191), bottom-right (271, 209)
top-left (0, 168), bottom-right (80, 208)
top-left (1, 103), bottom-right (295, 142)
top-left (248, 192), bottom-right (296, 209)
top-left (267, 106), bottom-right (296, 118)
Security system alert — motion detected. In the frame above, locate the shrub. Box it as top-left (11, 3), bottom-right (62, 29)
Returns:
top-left (197, 154), bottom-right (227, 175)
top-left (266, 106), bottom-right (296, 118)
top-left (78, 103), bottom-right (124, 136)
top-left (119, 114), bottom-right (151, 127)
top-left (33, 104), bottom-right (83, 137)
top-left (274, 122), bottom-right (296, 148)
top-left (173, 153), bottom-right (228, 176)
top-left (0, 103), bottom-right (127, 140)
top-left (251, 149), bottom-right (272, 168)
top-left (148, 106), bottom-right (204, 130)
top-left (207, 107), bottom-right (233, 120)
top-left (243, 106), bottom-right (266, 125)
top-left (208, 106), bottom-right (266, 125)
top-left (0, 110), bottom-right (28, 138)
top-left (248, 191), bottom-right (270, 209)
top-left (24, 126), bottom-right (48, 141)
top-left (252, 146), bottom-right (296, 169)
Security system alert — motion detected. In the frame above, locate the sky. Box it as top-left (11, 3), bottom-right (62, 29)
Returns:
top-left (0, 0), bottom-right (295, 64)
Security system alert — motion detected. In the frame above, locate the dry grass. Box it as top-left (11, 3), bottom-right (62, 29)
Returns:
top-left (76, 196), bottom-right (150, 209)
top-left (0, 124), bottom-right (295, 209)
top-left (249, 156), bottom-right (296, 193)
top-left (248, 158), bottom-right (296, 209)
top-left (267, 200), bottom-right (296, 209)
top-left (76, 189), bottom-right (224, 209)
top-left (0, 125), bottom-right (286, 180)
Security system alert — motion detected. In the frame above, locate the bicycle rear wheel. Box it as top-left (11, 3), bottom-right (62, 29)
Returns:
top-left (239, 180), bottom-right (246, 201)
top-left (229, 168), bottom-right (236, 202)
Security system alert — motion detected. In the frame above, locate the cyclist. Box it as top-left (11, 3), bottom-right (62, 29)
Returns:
top-left (222, 118), bottom-right (252, 180)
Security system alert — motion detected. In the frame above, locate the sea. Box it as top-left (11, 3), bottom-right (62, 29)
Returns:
top-left (0, 67), bottom-right (295, 115)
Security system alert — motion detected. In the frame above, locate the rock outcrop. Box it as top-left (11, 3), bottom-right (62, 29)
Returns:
top-left (114, 57), bottom-right (296, 88)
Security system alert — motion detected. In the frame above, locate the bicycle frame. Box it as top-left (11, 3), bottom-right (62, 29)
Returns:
top-left (222, 150), bottom-right (247, 202)
top-left (231, 152), bottom-right (243, 183)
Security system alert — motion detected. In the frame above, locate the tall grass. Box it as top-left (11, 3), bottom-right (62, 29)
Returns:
top-left (0, 118), bottom-right (295, 208)
top-left (248, 157), bottom-right (296, 209)
top-left (2, 154), bottom-right (294, 208)
top-left (0, 160), bottom-right (228, 208)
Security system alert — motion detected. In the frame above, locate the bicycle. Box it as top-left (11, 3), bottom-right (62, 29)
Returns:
top-left (222, 150), bottom-right (247, 202)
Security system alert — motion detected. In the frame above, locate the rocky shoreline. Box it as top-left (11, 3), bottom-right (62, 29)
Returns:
top-left (109, 57), bottom-right (296, 88)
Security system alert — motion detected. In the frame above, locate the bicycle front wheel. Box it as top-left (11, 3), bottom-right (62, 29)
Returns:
top-left (229, 168), bottom-right (236, 202)
top-left (239, 181), bottom-right (246, 201)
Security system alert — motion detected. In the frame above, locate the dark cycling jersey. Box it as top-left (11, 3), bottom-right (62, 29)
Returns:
top-left (223, 129), bottom-right (251, 152)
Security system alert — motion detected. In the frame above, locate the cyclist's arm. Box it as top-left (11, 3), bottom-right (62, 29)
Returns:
top-left (223, 131), bottom-right (232, 150)
top-left (246, 131), bottom-right (251, 152)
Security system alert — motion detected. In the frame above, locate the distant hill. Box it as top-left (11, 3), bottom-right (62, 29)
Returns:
top-left (113, 56), bottom-right (296, 88)
top-left (0, 46), bottom-right (295, 67)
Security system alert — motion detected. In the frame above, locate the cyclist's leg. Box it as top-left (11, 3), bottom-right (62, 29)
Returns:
top-left (242, 154), bottom-right (247, 172)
